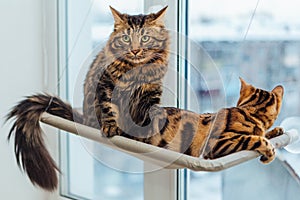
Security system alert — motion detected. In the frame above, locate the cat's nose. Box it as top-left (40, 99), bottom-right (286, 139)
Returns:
top-left (131, 49), bottom-right (141, 55)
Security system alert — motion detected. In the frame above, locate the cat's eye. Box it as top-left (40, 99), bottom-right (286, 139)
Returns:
top-left (122, 35), bottom-right (131, 42)
top-left (141, 35), bottom-right (150, 42)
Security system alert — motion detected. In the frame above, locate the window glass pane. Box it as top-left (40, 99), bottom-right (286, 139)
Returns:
top-left (60, 1), bottom-right (144, 199)
top-left (187, 0), bottom-right (300, 199)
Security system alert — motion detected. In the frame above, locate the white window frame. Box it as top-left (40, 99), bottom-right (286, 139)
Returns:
top-left (42, 0), bottom-right (69, 199)
top-left (143, 1), bottom-right (182, 200)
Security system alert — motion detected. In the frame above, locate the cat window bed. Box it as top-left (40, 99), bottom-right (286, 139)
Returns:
top-left (40, 112), bottom-right (297, 171)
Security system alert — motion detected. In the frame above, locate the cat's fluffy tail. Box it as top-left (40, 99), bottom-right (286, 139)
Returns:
top-left (6, 94), bottom-right (83, 191)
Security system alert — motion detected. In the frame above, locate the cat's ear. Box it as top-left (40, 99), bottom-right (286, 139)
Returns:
top-left (272, 85), bottom-right (284, 98)
top-left (152, 6), bottom-right (168, 25)
top-left (237, 77), bottom-right (255, 106)
top-left (109, 6), bottom-right (125, 29)
top-left (239, 77), bottom-right (251, 92)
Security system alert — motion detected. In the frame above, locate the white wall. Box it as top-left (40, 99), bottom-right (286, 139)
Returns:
top-left (0, 0), bottom-right (56, 199)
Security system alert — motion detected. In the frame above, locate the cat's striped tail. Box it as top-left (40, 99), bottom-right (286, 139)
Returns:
top-left (6, 94), bottom-right (83, 191)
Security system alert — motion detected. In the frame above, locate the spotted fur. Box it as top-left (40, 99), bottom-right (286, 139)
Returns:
top-left (6, 6), bottom-right (284, 192)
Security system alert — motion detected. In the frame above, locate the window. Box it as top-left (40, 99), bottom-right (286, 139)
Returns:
top-left (186, 0), bottom-right (300, 199)
top-left (58, 1), bottom-right (177, 199)
top-left (56, 0), bottom-right (300, 199)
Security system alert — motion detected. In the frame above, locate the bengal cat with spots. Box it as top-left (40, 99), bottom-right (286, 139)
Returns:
top-left (6, 6), bottom-right (284, 191)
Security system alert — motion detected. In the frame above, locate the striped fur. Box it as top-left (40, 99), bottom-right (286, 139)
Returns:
top-left (202, 79), bottom-right (284, 161)
top-left (6, 6), bottom-right (284, 192)
top-left (6, 94), bottom-right (82, 191)
top-left (6, 6), bottom-right (170, 191)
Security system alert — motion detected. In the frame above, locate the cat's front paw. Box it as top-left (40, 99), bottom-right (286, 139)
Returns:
top-left (259, 148), bottom-right (275, 164)
top-left (258, 139), bottom-right (276, 164)
top-left (265, 127), bottom-right (284, 139)
top-left (101, 124), bottom-right (122, 137)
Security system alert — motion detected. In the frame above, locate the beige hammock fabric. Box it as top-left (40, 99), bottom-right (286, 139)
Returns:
top-left (40, 112), bottom-right (296, 171)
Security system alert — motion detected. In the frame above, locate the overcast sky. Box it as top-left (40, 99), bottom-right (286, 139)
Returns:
top-left (90, 0), bottom-right (300, 40)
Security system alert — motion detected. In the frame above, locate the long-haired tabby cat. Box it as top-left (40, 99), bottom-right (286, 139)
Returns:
top-left (6, 6), bottom-right (284, 191)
